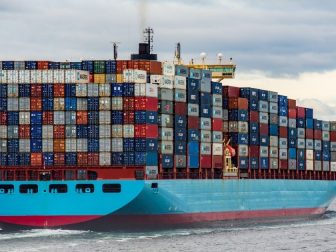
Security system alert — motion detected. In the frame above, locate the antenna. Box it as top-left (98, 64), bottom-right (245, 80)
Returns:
top-left (200, 52), bottom-right (207, 65)
top-left (111, 42), bottom-right (120, 60)
top-left (143, 27), bottom-right (154, 52)
top-left (175, 42), bottom-right (181, 64)
top-left (217, 53), bottom-right (223, 64)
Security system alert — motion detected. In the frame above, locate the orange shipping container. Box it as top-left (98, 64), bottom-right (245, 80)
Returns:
top-left (116, 60), bottom-right (128, 74)
top-left (54, 153), bottom-right (65, 165)
top-left (37, 61), bottom-right (49, 70)
top-left (31, 153), bottom-right (42, 166)
top-left (30, 85), bottom-right (42, 97)
top-left (76, 111), bottom-right (88, 124)
top-left (54, 84), bottom-right (65, 97)
top-left (19, 125), bottom-right (30, 138)
top-left (77, 153), bottom-right (88, 166)
top-left (43, 112), bottom-right (53, 124)
top-left (53, 139), bottom-right (65, 152)
top-left (30, 98), bottom-right (42, 110)
top-left (53, 125), bottom-right (65, 139)
top-left (87, 153), bottom-right (99, 166)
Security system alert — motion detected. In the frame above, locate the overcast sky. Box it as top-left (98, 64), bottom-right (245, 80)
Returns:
top-left (0, 0), bottom-right (336, 119)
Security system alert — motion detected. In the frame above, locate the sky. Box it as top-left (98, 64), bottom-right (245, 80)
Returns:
top-left (0, 0), bottom-right (335, 119)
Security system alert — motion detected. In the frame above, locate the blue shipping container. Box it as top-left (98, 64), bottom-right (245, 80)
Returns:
top-left (161, 154), bottom-right (173, 168)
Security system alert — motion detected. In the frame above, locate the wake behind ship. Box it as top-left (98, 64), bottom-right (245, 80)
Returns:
top-left (1, 31), bottom-right (336, 230)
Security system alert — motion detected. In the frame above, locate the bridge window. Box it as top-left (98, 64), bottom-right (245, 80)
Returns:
top-left (76, 184), bottom-right (94, 193)
top-left (0, 184), bottom-right (14, 194)
top-left (19, 184), bottom-right (38, 194)
top-left (102, 184), bottom-right (121, 193)
top-left (49, 184), bottom-right (68, 193)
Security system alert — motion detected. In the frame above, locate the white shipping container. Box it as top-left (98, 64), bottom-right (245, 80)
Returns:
top-left (99, 152), bottom-right (111, 166)
top-left (88, 84), bottom-right (99, 97)
top-left (99, 84), bottom-right (111, 97)
top-left (19, 97), bottom-right (30, 111)
top-left (160, 141), bottom-right (174, 154)
top-left (260, 146), bottom-right (269, 157)
top-left (0, 126), bottom-right (7, 138)
top-left (146, 166), bottom-right (158, 179)
top-left (18, 70), bottom-right (31, 83)
top-left (7, 70), bottom-right (19, 84)
top-left (65, 111), bottom-right (76, 125)
top-left (7, 98), bottom-right (19, 111)
top-left (212, 143), bottom-right (223, 155)
top-left (30, 70), bottom-right (41, 83)
top-left (42, 125), bottom-right (53, 139)
top-left (279, 148), bottom-right (288, 160)
top-left (54, 111), bottom-right (65, 125)
top-left (99, 138), bottom-right (111, 152)
top-left (100, 125), bottom-right (112, 138)
top-left (123, 125), bottom-right (135, 138)
top-left (7, 125), bottom-right (18, 138)
top-left (76, 83), bottom-right (87, 97)
top-left (146, 83), bottom-right (158, 97)
top-left (269, 147), bottom-right (278, 158)
top-left (111, 138), bottom-right (123, 152)
top-left (0, 70), bottom-right (8, 83)
top-left (112, 124), bottom-right (123, 137)
top-left (162, 62), bottom-right (175, 76)
top-left (331, 162), bottom-right (336, 172)
top-left (19, 139), bottom-right (30, 152)
top-left (200, 130), bottom-right (211, 143)
top-left (66, 138), bottom-right (77, 152)
top-left (134, 83), bottom-right (146, 96)
top-left (42, 70), bottom-right (49, 83)
top-left (111, 97), bottom-right (123, 110)
top-left (65, 70), bottom-right (89, 84)
top-left (123, 69), bottom-right (147, 84)
top-left (160, 76), bottom-right (174, 89)
top-left (239, 145), bottom-right (248, 156)
top-left (99, 97), bottom-right (111, 110)
top-left (77, 98), bottom-right (87, 111)
top-left (0, 140), bottom-right (7, 152)
top-left (77, 138), bottom-right (88, 152)
top-left (160, 128), bottom-right (173, 141)
top-left (306, 160), bottom-right (314, 171)
top-left (53, 70), bottom-right (65, 83)
top-left (47, 70), bottom-right (54, 83)
top-left (306, 149), bottom-right (314, 160)
top-left (200, 143), bottom-right (211, 155)
top-left (99, 111), bottom-right (111, 124)
top-left (7, 84), bottom-right (19, 97)
top-left (150, 75), bottom-right (162, 85)
top-left (42, 139), bottom-right (53, 152)
top-left (174, 75), bottom-right (187, 89)
top-left (19, 112), bottom-right (30, 125)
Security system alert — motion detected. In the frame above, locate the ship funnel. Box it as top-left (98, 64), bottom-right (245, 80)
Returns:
top-left (131, 27), bottom-right (157, 60)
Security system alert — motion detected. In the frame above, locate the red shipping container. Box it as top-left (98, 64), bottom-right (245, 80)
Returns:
top-left (212, 156), bottom-right (223, 168)
top-left (37, 61), bottom-right (49, 70)
top-left (296, 106), bottom-right (305, 118)
top-left (306, 129), bottom-right (314, 139)
top-left (200, 155), bottom-right (212, 168)
top-left (123, 111), bottom-right (135, 124)
top-left (0, 112), bottom-right (7, 125)
top-left (123, 97), bottom-right (135, 111)
top-left (228, 97), bottom-right (248, 110)
top-left (30, 84), bottom-right (42, 97)
top-left (31, 153), bottom-right (42, 166)
top-left (134, 125), bottom-right (158, 138)
top-left (288, 108), bottom-right (297, 118)
top-left (134, 97), bottom-right (158, 111)
top-left (223, 86), bottom-right (240, 98)
top-left (146, 97), bottom-right (159, 111)
top-left (76, 111), bottom-right (88, 125)
top-left (249, 111), bottom-right (259, 122)
top-left (249, 146), bottom-right (259, 157)
top-left (43, 112), bottom-right (53, 125)
top-left (314, 130), bottom-right (322, 140)
top-left (149, 61), bottom-right (162, 74)
top-left (330, 131), bottom-right (336, 141)
top-left (288, 99), bottom-right (296, 109)
top-left (77, 153), bottom-right (88, 166)
top-left (175, 102), bottom-right (187, 115)
top-left (89, 74), bottom-right (94, 83)
top-left (212, 119), bottom-right (223, 131)
top-left (87, 153), bottom-right (99, 166)
top-left (188, 116), bottom-right (199, 129)
top-left (116, 60), bottom-right (128, 74)
top-left (31, 98), bottom-right (42, 111)
top-left (53, 125), bottom-right (65, 139)
top-left (279, 127), bottom-right (288, 138)
top-left (259, 123), bottom-right (269, 135)
top-left (54, 84), bottom-right (65, 97)
top-left (279, 160), bottom-right (288, 170)
top-left (54, 153), bottom-right (65, 165)
top-left (127, 60), bottom-right (135, 69)
top-left (19, 125), bottom-right (30, 138)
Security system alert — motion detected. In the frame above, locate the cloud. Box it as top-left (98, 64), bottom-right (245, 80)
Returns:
top-left (296, 99), bottom-right (336, 121)
top-left (0, 0), bottom-right (334, 77)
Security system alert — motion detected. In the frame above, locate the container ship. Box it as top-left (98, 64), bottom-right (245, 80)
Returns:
top-left (1, 30), bottom-right (336, 230)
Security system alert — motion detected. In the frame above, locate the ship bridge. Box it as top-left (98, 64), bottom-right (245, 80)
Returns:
top-left (186, 64), bottom-right (236, 81)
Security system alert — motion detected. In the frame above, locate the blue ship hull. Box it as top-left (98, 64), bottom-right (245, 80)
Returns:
top-left (0, 179), bottom-right (336, 229)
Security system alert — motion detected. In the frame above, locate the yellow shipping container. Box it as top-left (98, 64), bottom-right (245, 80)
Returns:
top-left (116, 74), bottom-right (123, 83)
top-left (94, 74), bottom-right (106, 84)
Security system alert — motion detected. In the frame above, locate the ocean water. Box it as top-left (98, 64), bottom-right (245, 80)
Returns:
top-left (1, 202), bottom-right (336, 252)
